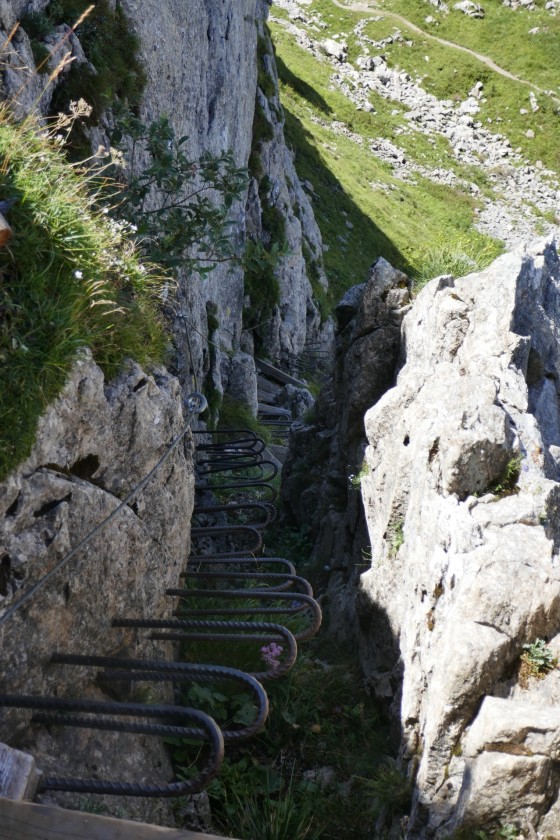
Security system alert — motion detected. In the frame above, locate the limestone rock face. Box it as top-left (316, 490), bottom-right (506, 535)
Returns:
top-left (0, 350), bottom-right (194, 822)
top-left (244, 13), bottom-right (333, 362)
top-left (358, 237), bottom-right (560, 835)
top-left (119, 0), bottom-right (332, 391)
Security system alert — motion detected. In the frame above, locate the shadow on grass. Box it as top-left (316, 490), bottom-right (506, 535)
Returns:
top-left (281, 104), bottom-right (414, 303)
top-left (276, 55), bottom-right (333, 116)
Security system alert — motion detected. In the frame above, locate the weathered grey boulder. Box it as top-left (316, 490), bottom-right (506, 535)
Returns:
top-left (322, 38), bottom-right (348, 62)
top-left (453, 0), bottom-right (485, 14)
top-left (223, 351), bottom-right (259, 416)
top-left (358, 237), bottom-right (560, 835)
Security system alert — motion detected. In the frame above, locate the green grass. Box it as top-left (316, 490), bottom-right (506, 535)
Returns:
top-left (272, 23), bottom-right (502, 300)
top-left (380, 0), bottom-right (560, 93)
top-left (0, 114), bottom-right (166, 480)
top-left (295, 0), bottom-right (560, 172)
top-left (361, 16), bottom-right (560, 173)
top-left (177, 639), bottom-right (394, 840)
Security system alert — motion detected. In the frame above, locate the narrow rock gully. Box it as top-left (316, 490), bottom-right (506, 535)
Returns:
top-left (0, 420), bottom-right (322, 808)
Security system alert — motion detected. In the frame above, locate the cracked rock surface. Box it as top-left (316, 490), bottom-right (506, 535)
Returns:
top-left (358, 236), bottom-right (560, 836)
top-left (0, 350), bottom-right (194, 824)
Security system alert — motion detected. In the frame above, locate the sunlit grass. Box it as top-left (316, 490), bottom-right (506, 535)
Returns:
top-left (0, 112), bottom-right (167, 479)
top-left (271, 22), bottom-right (502, 300)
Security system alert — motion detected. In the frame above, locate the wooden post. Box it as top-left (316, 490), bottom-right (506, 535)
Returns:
top-left (0, 744), bottom-right (42, 802)
top-left (0, 212), bottom-right (12, 246)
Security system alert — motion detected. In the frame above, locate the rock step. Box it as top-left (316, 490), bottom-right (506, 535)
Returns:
top-left (257, 390), bottom-right (279, 406)
top-left (255, 358), bottom-right (307, 389)
top-left (257, 403), bottom-right (292, 418)
top-left (268, 444), bottom-right (288, 464)
top-left (257, 375), bottom-right (283, 397)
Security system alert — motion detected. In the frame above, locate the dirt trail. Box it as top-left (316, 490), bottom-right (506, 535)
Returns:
top-left (330, 0), bottom-right (560, 106)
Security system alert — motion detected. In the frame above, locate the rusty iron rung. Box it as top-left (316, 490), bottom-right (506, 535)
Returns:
top-left (112, 618), bottom-right (297, 681)
top-left (189, 556), bottom-right (296, 574)
top-left (192, 501), bottom-right (276, 528)
top-left (169, 589), bottom-right (322, 642)
top-left (190, 524), bottom-right (263, 559)
top-left (180, 570), bottom-right (313, 597)
top-left (197, 455), bottom-right (265, 470)
top-left (194, 480), bottom-right (277, 501)
top-left (192, 429), bottom-right (265, 452)
top-left (49, 654), bottom-right (269, 743)
top-left (196, 460), bottom-right (278, 481)
top-left (0, 694), bottom-right (224, 797)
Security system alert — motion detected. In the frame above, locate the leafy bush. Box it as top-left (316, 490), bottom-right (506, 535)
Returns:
top-left (109, 111), bottom-right (250, 276)
top-left (519, 638), bottom-right (558, 687)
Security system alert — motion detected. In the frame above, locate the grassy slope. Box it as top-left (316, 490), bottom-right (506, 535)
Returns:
top-left (326, 0), bottom-right (560, 171)
top-left (272, 18), bottom-right (503, 300)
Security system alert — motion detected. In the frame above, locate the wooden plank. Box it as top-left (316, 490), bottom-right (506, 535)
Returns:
top-left (0, 797), bottom-right (238, 840)
top-left (0, 213), bottom-right (12, 247)
top-left (0, 745), bottom-right (42, 802)
top-left (255, 358), bottom-right (307, 389)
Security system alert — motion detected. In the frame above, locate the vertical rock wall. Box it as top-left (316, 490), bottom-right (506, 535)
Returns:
top-left (0, 0), bottom-right (333, 823)
top-left (0, 352), bottom-right (194, 822)
top-left (281, 258), bottom-right (410, 639)
top-left (359, 237), bottom-right (560, 836)
top-left (119, 0), bottom-right (332, 406)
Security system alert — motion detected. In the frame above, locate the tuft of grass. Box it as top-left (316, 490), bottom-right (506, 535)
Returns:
top-left (200, 641), bottom-right (392, 840)
top-left (0, 112), bottom-right (166, 480)
top-left (47, 0), bottom-right (146, 154)
top-left (488, 454), bottom-right (522, 497)
top-left (357, 758), bottom-right (413, 817)
top-left (411, 236), bottom-right (502, 290)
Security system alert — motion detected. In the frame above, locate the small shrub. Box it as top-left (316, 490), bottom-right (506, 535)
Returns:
top-left (253, 100), bottom-right (275, 145)
top-left (349, 459), bottom-right (369, 489)
top-left (109, 111), bottom-right (249, 276)
top-left (519, 638), bottom-right (558, 687)
top-left (488, 454), bottom-right (522, 497)
top-left (257, 31), bottom-right (277, 102)
top-left (360, 758), bottom-right (413, 816)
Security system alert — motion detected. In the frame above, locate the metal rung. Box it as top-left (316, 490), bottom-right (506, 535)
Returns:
top-left (190, 524), bottom-right (263, 559)
top-left (194, 480), bottom-right (277, 501)
top-left (50, 655), bottom-right (269, 744)
top-left (0, 695), bottom-right (223, 797)
top-left (112, 618), bottom-right (297, 681)
top-left (169, 589), bottom-right (322, 643)
top-left (192, 502), bottom-right (276, 529)
top-left (181, 570), bottom-right (312, 597)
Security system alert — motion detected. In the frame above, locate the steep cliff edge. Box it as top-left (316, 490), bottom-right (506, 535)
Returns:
top-left (0, 351), bottom-right (193, 823)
